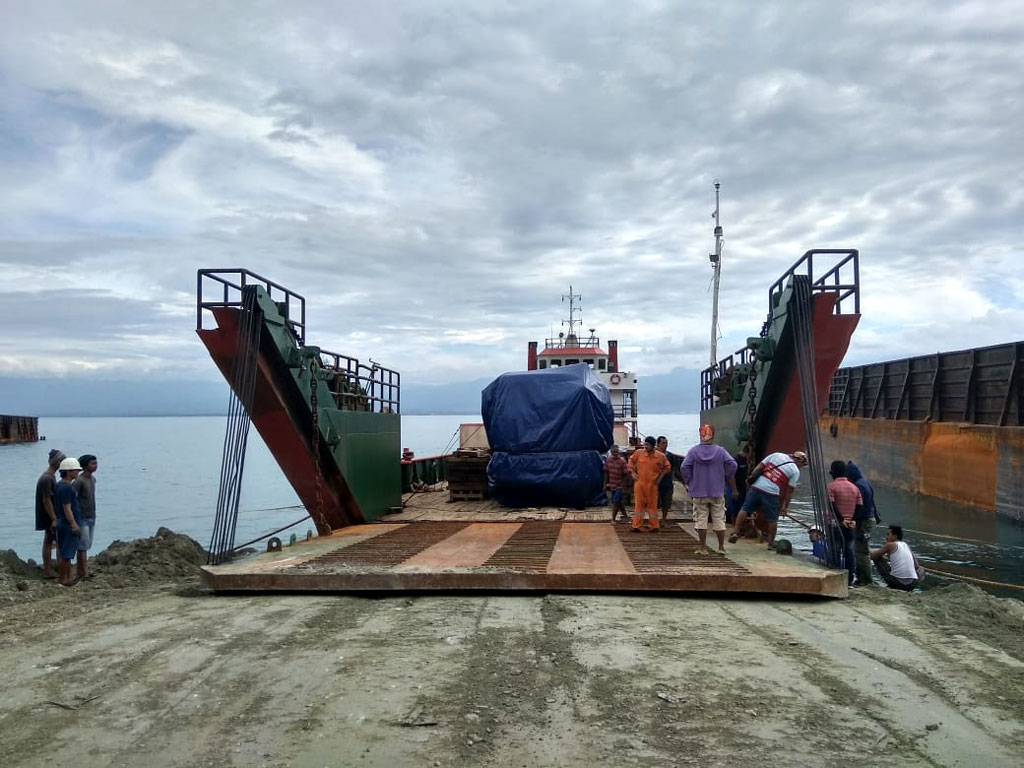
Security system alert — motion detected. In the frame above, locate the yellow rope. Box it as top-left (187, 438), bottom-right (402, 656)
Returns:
top-left (785, 513), bottom-right (1024, 592)
top-left (921, 566), bottom-right (1024, 592)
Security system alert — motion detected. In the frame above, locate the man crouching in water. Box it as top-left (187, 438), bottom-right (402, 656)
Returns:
top-left (871, 525), bottom-right (924, 591)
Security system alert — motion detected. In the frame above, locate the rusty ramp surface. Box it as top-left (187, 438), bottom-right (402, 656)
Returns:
top-left (201, 521), bottom-right (847, 597)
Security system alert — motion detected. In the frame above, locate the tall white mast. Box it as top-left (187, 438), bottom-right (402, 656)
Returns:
top-left (709, 181), bottom-right (723, 369)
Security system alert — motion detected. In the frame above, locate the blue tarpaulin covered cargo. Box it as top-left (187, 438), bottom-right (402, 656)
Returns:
top-left (482, 364), bottom-right (614, 508)
top-left (487, 451), bottom-right (606, 508)
top-left (481, 364), bottom-right (615, 454)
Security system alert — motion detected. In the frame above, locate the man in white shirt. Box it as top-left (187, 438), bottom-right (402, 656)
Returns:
top-left (728, 450), bottom-right (806, 551)
top-left (870, 525), bottom-right (923, 591)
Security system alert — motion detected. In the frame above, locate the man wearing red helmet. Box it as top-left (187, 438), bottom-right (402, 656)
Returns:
top-left (681, 424), bottom-right (738, 554)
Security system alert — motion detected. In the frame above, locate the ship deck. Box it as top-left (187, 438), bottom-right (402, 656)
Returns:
top-left (201, 488), bottom-right (846, 597)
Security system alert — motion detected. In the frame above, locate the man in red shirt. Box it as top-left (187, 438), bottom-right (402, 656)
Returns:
top-left (827, 460), bottom-right (862, 587)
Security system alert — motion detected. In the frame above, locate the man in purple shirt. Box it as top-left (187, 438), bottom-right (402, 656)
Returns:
top-left (681, 425), bottom-right (738, 554)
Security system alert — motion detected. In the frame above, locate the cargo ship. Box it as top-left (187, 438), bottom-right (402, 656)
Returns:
top-left (699, 249), bottom-right (861, 461)
top-left (457, 287), bottom-right (639, 453)
top-left (823, 341), bottom-right (1024, 522)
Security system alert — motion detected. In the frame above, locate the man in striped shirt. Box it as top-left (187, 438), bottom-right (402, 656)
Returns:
top-left (827, 460), bottom-right (863, 587)
top-left (604, 446), bottom-right (629, 522)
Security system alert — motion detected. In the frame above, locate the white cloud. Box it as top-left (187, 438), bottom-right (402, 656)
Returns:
top-left (0, 0), bottom-right (1021, 391)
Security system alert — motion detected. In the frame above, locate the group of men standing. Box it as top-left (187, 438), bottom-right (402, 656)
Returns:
top-left (825, 459), bottom-right (923, 590)
top-left (603, 427), bottom-right (922, 590)
top-left (604, 435), bottom-right (679, 532)
top-left (34, 448), bottom-right (99, 587)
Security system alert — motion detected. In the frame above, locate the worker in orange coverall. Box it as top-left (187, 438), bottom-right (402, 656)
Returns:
top-left (628, 435), bottom-right (670, 532)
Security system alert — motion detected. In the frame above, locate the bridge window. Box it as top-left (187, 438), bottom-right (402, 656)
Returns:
top-left (598, 359), bottom-right (606, 370)
top-left (539, 360), bottom-right (547, 369)
top-left (565, 358), bottom-right (579, 365)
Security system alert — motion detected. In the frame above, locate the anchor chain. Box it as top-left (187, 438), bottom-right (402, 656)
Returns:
top-left (742, 322), bottom-right (769, 459)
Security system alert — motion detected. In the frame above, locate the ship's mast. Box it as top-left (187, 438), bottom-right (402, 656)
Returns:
top-left (709, 181), bottom-right (723, 369)
top-left (562, 285), bottom-right (582, 341)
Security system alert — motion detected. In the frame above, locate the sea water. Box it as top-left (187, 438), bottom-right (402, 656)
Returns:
top-left (1, 415), bottom-right (1021, 596)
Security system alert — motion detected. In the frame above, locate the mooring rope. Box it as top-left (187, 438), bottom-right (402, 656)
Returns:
top-left (208, 287), bottom-right (262, 565)
top-left (790, 276), bottom-right (841, 567)
top-left (922, 567), bottom-right (1024, 591)
top-left (785, 512), bottom-right (1024, 591)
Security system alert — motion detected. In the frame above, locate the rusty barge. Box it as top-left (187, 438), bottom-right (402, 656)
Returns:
top-left (823, 341), bottom-right (1024, 523)
top-left (0, 414), bottom-right (39, 444)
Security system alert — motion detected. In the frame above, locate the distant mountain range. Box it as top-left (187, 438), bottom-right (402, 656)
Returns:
top-left (0, 367), bottom-right (701, 417)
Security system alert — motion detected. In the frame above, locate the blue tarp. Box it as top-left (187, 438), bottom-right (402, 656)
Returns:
top-left (487, 451), bottom-right (606, 508)
top-left (481, 364), bottom-right (615, 454)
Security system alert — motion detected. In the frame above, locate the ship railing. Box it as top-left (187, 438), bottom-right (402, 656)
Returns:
top-left (197, 269), bottom-right (306, 343)
top-left (317, 348), bottom-right (401, 415)
top-left (768, 248), bottom-right (860, 317)
top-left (543, 334), bottom-right (602, 350)
top-left (611, 403), bottom-right (638, 419)
top-left (197, 268), bottom-right (400, 413)
top-left (700, 347), bottom-right (757, 411)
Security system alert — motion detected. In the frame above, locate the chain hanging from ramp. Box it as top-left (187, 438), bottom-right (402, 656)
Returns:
top-left (790, 277), bottom-right (842, 567)
top-left (208, 287), bottom-right (262, 565)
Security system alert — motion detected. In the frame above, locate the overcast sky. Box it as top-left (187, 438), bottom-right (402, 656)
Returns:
top-left (1, 1), bottom-right (1021, 387)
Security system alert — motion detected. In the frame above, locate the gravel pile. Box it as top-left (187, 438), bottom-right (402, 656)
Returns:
top-left (92, 527), bottom-right (208, 587)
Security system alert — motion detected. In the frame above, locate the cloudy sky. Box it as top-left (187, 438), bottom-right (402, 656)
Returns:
top-left (1, 0), bottom-right (1021, 389)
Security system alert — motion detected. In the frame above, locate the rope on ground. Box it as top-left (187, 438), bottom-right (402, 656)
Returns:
top-left (787, 512), bottom-right (1024, 591)
top-left (923, 566), bottom-right (1024, 592)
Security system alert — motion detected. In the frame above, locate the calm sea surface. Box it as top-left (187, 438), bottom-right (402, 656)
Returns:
top-left (2, 414), bottom-right (1021, 597)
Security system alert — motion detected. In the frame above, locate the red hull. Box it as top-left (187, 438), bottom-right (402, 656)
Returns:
top-left (197, 307), bottom-right (362, 532)
top-left (764, 293), bottom-right (859, 455)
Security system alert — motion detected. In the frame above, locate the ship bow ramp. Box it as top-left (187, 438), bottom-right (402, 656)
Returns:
top-left (196, 270), bottom-right (401, 534)
top-left (701, 249), bottom-right (860, 459)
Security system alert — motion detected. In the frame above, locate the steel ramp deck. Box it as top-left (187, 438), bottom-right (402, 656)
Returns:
top-left (200, 520), bottom-right (847, 597)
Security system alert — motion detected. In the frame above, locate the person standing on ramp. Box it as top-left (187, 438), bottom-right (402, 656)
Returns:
top-left (628, 436), bottom-right (669, 532)
top-left (681, 425), bottom-right (738, 554)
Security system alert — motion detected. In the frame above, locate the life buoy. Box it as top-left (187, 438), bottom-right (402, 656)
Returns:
top-left (610, 373), bottom-right (621, 385)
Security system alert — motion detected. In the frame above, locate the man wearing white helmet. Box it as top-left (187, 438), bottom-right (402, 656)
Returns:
top-left (53, 457), bottom-right (83, 587)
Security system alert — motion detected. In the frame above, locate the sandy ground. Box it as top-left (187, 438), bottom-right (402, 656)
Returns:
top-left (2, 557), bottom-right (1024, 768)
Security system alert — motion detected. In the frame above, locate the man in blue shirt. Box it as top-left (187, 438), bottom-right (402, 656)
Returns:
top-left (53, 457), bottom-right (83, 587)
top-left (847, 461), bottom-right (880, 586)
